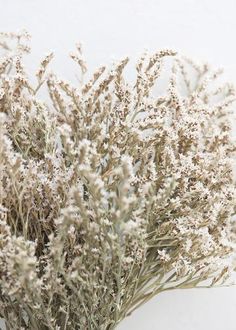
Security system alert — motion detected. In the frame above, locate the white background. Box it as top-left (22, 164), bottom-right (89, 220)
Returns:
top-left (1, 0), bottom-right (236, 329)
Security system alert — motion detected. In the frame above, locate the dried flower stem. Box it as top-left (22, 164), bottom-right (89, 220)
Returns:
top-left (0, 31), bottom-right (236, 329)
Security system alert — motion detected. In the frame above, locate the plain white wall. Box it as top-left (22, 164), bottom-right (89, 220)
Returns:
top-left (1, 0), bottom-right (236, 329)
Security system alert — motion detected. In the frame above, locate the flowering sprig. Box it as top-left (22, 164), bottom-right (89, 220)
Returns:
top-left (0, 31), bottom-right (236, 329)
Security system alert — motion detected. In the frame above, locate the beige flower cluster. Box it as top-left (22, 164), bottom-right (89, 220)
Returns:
top-left (0, 31), bottom-right (236, 329)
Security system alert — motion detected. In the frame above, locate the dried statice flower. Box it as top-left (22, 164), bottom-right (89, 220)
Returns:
top-left (0, 31), bottom-right (236, 330)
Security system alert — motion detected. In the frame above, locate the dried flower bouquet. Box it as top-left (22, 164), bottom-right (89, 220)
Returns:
top-left (0, 31), bottom-right (236, 329)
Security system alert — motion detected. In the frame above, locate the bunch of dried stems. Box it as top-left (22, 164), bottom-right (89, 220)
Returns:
top-left (0, 31), bottom-right (236, 329)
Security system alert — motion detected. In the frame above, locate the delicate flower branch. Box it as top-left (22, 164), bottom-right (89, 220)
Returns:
top-left (0, 31), bottom-right (236, 329)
